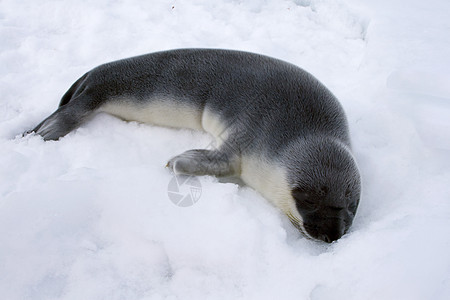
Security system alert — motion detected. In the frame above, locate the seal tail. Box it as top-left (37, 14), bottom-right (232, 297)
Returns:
top-left (28, 73), bottom-right (95, 140)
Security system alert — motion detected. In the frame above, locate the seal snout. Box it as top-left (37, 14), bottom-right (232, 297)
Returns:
top-left (319, 225), bottom-right (345, 243)
top-left (304, 219), bottom-right (346, 243)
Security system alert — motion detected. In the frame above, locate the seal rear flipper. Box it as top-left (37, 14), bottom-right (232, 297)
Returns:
top-left (30, 95), bottom-right (95, 141)
top-left (167, 149), bottom-right (240, 177)
top-left (58, 72), bottom-right (89, 107)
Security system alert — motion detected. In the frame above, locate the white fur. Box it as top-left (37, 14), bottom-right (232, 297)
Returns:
top-left (201, 108), bottom-right (229, 147)
top-left (240, 155), bottom-right (309, 234)
top-left (99, 98), bottom-right (203, 130)
top-left (100, 99), bottom-right (230, 147)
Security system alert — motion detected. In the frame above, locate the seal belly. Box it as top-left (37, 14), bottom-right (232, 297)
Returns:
top-left (99, 98), bottom-right (203, 130)
top-left (201, 108), bottom-right (230, 147)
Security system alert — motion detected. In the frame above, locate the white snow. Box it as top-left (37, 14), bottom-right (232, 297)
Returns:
top-left (1, 0), bottom-right (449, 299)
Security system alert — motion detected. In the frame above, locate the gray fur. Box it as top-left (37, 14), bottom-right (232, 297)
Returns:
top-left (167, 149), bottom-right (240, 177)
top-left (29, 48), bottom-right (361, 243)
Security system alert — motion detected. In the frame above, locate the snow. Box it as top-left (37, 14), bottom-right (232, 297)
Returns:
top-left (1, 0), bottom-right (449, 299)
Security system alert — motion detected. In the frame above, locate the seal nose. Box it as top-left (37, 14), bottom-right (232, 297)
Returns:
top-left (319, 233), bottom-right (339, 243)
top-left (319, 223), bottom-right (344, 243)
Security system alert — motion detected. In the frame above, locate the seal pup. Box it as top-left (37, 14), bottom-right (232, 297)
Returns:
top-left (29, 49), bottom-right (361, 243)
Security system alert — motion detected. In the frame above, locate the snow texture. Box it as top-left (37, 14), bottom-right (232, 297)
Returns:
top-left (1, 0), bottom-right (449, 299)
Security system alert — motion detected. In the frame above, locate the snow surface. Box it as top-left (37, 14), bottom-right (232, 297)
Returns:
top-left (1, 0), bottom-right (449, 299)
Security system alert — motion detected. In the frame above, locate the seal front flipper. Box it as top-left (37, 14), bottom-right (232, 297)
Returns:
top-left (167, 149), bottom-right (240, 177)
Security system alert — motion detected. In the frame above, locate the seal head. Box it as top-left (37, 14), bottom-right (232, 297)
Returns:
top-left (284, 136), bottom-right (361, 242)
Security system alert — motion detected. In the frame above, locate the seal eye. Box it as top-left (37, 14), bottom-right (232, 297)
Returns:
top-left (345, 188), bottom-right (352, 198)
top-left (292, 188), bottom-right (317, 209)
top-left (348, 202), bottom-right (357, 214)
top-left (318, 186), bottom-right (328, 197)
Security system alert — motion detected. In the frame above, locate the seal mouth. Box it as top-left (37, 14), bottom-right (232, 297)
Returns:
top-left (287, 212), bottom-right (346, 243)
top-left (303, 222), bottom-right (346, 243)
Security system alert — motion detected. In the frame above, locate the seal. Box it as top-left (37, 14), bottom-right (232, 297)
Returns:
top-left (29, 49), bottom-right (361, 243)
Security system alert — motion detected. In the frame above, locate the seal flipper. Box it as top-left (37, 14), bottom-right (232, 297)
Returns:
top-left (58, 72), bottom-right (88, 107)
top-left (30, 94), bottom-right (96, 141)
top-left (167, 149), bottom-right (240, 177)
